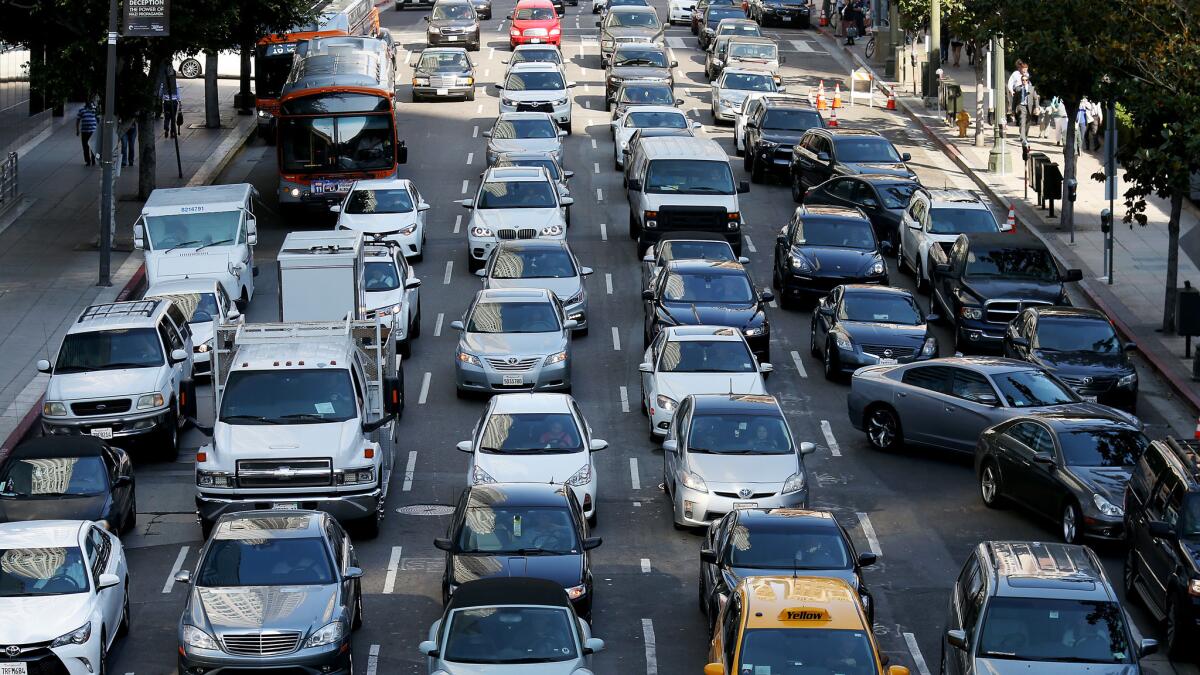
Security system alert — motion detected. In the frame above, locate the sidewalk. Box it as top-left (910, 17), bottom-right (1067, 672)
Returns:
top-left (0, 78), bottom-right (256, 451)
top-left (819, 31), bottom-right (1200, 417)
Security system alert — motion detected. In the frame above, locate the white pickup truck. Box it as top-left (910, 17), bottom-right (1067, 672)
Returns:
top-left (194, 318), bottom-right (403, 537)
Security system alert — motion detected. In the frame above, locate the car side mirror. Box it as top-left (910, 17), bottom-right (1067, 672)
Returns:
top-left (558, 129), bottom-right (568, 137)
top-left (474, 268), bottom-right (487, 278)
top-left (450, 320), bottom-right (465, 331)
top-left (434, 537), bottom-right (453, 551)
top-left (1010, 337), bottom-right (1030, 348)
top-left (857, 551), bottom-right (878, 567)
top-left (880, 241), bottom-right (893, 255)
top-left (567, 82), bottom-right (578, 88)
top-left (638, 362), bottom-right (653, 373)
top-left (173, 570), bottom-right (192, 584)
top-left (564, 319), bottom-right (579, 330)
top-left (779, 56), bottom-right (786, 63)
top-left (627, 179), bottom-right (642, 191)
top-left (418, 640), bottom-right (439, 657)
top-left (113, 475), bottom-right (132, 487)
top-left (799, 441), bottom-right (816, 455)
top-left (589, 439), bottom-right (608, 452)
top-left (641, 289), bottom-right (654, 300)
top-left (561, 196), bottom-right (575, 206)
top-left (227, 307), bottom-right (242, 321)
top-left (492, 83), bottom-right (503, 91)
top-left (481, 130), bottom-right (492, 138)
top-left (705, 664), bottom-right (724, 675)
top-left (817, 151), bottom-right (831, 162)
top-left (737, 180), bottom-right (750, 194)
top-left (171, 348), bottom-right (188, 363)
top-left (901, 152), bottom-right (912, 162)
top-left (675, 98), bottom-right (685, 106)
top-left (662, 439), bottom-right (678, 453)
top-left (344, 566), bottom-right (364, 580)
top-left (1148, 520), bottom-right (1176, 539)
top-left (423, 15), bottom-right (430, 21)
top-left (404, 278), bottom-right (422, 289)
top-left (583, 637), bottom-right (605, 654)
top-left (580, 266), bottom-right (593, 276)
top-left (759, 363), bottom-right (773, 374)
top-left (670, 60), bottom-right (679, 67)
top-left (946, 628), bottom-right (968, 651)
top-left (1032, 451), bottom-right (1055, 465)
top-left (397, 144), bottom-right (408, 165)
top-left (36, 359), bottom-right (51, 373)
top-left (595, 20), bottom-right (602, 25)
top-left (975, 393), bottom-right (1000, 407)
top-left (93, 572), bottom-right (119, 591)
top-left (925, 313), bottom-right (940, 323)
top-left (456, 440), bottom-right (473, 453)
top-left (887, 667), bottom-right (910, 675)
top-left (692, 121), bottom-right (702, 129)
top-left (1138, 638), bottom-right (1159, 658)
top-left (934, 263), bottom-right (951, 274)
top-left (1063, 268), bottom-right (1083, 282)
top-left (818, 305), bottom-right (834, 317)
top-left (382, 376), bottom-right (403, 415)
top-left (760, 289), bottom-right (774, 302)
top-left (777, 86), bottom-right (787, 93)
top-left (458, 199), bottom-right (475, 208)
top-left (583, 537), bottom-right (603, 550)
top-left (133, 223), bottom-right (145, 250)
top-left (700, 548), bottom-right (718, 564)
top-left (329, 204), bottom-right (342, 213)
top-left (418, 202), bottom-right (432, 212)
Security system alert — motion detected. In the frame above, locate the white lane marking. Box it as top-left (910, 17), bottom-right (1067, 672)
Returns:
top-left (594, 162), bottom-right (600, 174)
top-left (483, 68), bottom-right (490, 77)
top-left (600, 222), bottom-right (608, 241)
top-left (443, 261), bottom-right (454, 285)
top-left (820, 420), bottom-right (842, 457)
top-left (162, 546), bottom-right (189, 594)
top-left (641, 558), bottom-right (651, 573)
top-left (666, 36), bottom-right (687, 49)
top-left (634, 501), bottom-right (642, 506)
top-left (904, 633), bottom-right (932, 675)
top-left (578, 42), bottom-right (585, 58)
top-left (453, 214), bottom-right (462, 234)
top-left (605, 273), bottom-right (613, 294)
top-left (642, 619), bottom-right (658, 675)
top-left (857, 512), bottom-right (882, 555)
top-left (789, 350), bottom-right (808, 378)
top-left (583, 82), bottom-right (590, 93)
top-left (584, 100), bottom-right (591, 109)
top-left (476, 103), bottom-right (484, 114)
top-left (744, 235), bottom-right (757, 253)
top-left (595, 188), bottom-right (603, 201)
top-left (466, 152), bottom-right (474, 164)
top-left (403, 451), bottom-right (418, 491)
top-left (630, 457), bottom-right (640, 488)
top-left (620, 386), bottom-right (630, 413)
top-left (366, 644), bottom-right (381, 675)
top-left (418, 372), bottom-right (432, 405)
top-left (788, 39), bottom-right (821, 53)
top-left (472, 125), bottom-right (479, 138)
top-left (434, 312), bottom-right (445, 336)
top-left (591, 138), bottom-right (597, 149)
top-left (488, 47), bottom-right (495, 59)
top-left (383, 546), bottom-right (403, 593)
top-left (611, 326), bottom-right (621, 351)
top-left (461, 179), bottom-right (469, 194)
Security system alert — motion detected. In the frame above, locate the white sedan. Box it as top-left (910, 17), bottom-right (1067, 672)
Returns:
top-left (610, 105), bottom-right (698, 169)
top-left (667, 0), bottom-right (696, 23)
top-left (640, 325), bottom-right (771, 440)
top-left (145, 277), bottom-right (243, 378)
top-left (0, 520), bottom-right (129, 675)
top-left (458, 393), bottom-right (607, 524)
top-left (333, 178), bottom-right (431, 261)
top-left (363, 241), bottom-right (422, 357)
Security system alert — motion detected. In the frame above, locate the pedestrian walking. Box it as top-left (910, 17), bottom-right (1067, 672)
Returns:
top-left (1074, 100), bottom-right (1089, 156)
top-left (966, 39), bottom-right (976, 66)
top-left (1083, 97), bottom-right (1103, 151)
top-left (1013, 74), bottom-right (1039, 146)
top-left (160, 67), bottom-right (181, 139)
top-left (1046, 96), bottom-right (1068, 146)
top-left (950, 35), bottom-right (964, 67)
top-left (940, 31), bottom-right (951, 63)
top-left (75, 101), bottom-right (98, 166)
top-left (1005, 59), bottom-right (1027, 122)
top-left (842, 0), bottom-right (865, 45)
top-left (120, 119), bottom-right (137, 167)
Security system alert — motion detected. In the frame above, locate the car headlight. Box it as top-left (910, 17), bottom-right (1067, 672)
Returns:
top-left (457, 351), bottom-right (482, 366)
top-left (501, 97), bottom-right (517, 106)
top-left (1093, 493), bottom-right (1123, 517)
top-left (413, 77), bottom-right (431, 86)
top-left (553, 97), bottom-right (569, 106)
top-left (1189, 579), bottom-right (1200, 596)
top-left (137, 392), bottom-right (165, 409)
top-left (545, 350), bottom-right (568, 365)
top-left (195, 342), bottom-right (211, 353)
top-left (305, 621), bottom-right (344, 648)
top-left (656, 394), bottom-right (677, 411)
top-left (181, 624), bottom-right (218, 651)
top-left (398, 222), bottom-right (420, 235)
top-left (96, 519), bottom-right (113, 532)
top-left (782, 471), bottom-right (806, 494)
top-left (374, 303), bottom-right (402, 318)
top-left (565, 289), bottom-right (585, 305)
top-left (51, 622), bottom-right (91, 648)
top-left (869, 260), bottom-right (886, 276)
top-left (959, 306), bottom-right (983, 321)
top-left (1118, 372), bottom-right (1137, 388)
top-left (428, 26), bottom-right (442, 33)
top-left (566, 463), bottom-right (592, 486)
top-left (472, 464), bottom-right (498, 484)
top-left (601, 39), bottom-right (614, 47)
top-left (789, 253), bottom-right (812, 273)
top-left (339, 466), bottom-right (376, 485)
top-left (197, 470), bottom-right (232, 488)
top-left (920, 337), bottom-right (937, 357)
top-left (257, 109), bottom-right (272, 119)
top-left (834, 333), bottom-right (854, 351)
top-left (459, 77), bottom-right (475, 86)
top-left (743, 325), bottom-right (766, 337)
top-left (550, 27), bottom-right (561, 35)
top-left (541, 224), bottom-right (564, 236)
top-left (471, 226), bottom-right (494, 237)
top-left (566, 583), bottom-right (588, 599)
top-left (43, 401), bottom-right (68, 416)
top-left (681, 470), bottom-right (708, 493)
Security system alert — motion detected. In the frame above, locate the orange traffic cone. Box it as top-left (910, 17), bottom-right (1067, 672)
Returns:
top-left (819, 9), bottom-right (828, 26)
top-left (833, 83), bottom-right (843, 109)
top-left (816, 80), bottom-right (826, 110)
top-left (1194, 416), bottom-right (1200, 440)
top-left (1003, 204), bottom-right (1017, 232)
top-left (886, 90), bottom-right (896, 110)
top-left (828, 106), bottom-right (838, 127)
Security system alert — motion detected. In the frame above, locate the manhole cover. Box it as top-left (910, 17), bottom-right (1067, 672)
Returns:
top-left (396, 504), bottom-right (454, 516)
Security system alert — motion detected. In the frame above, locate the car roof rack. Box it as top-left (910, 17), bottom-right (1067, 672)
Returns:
top-left (78, 300), bottom-right (158, 323)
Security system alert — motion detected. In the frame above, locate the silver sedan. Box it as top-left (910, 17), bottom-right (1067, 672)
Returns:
top-left (478, 240), bottom-right (592, 333)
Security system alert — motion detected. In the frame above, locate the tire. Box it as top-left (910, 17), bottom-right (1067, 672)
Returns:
top-left (587, 511), bottom-right (597, 528)
top-left (117, 588), bottom-right (130, 638)
top-left (98, 632), bottom-right (108, 675)
top-left (822, 340), bottom-right (838, 381)
top-left (743, 149), bottom-right (753, 171)
top-left (791, 172), bottom-right (804, 203)
top-left (411, 303), bottom-right (422, 339)
top-left (122, 492), bottom-right (137, 534)
top-left (400, 335), bottom-right (412, 359)
top-left (358, 513), bottom-right (381, 539)
top-left (466, 87), bottom-right (476, 101)
top-left (628, 211), bottom-right (640, 239)
top-left (467, 254), bottom-right (484, 273)
top-left (897, 238), bottom-right (910, 273)
top-left (412, 91), bottom-right (424, 103)
top-left (1061, 501), bottom-right (1082, 544)
top-left (456, 387), bottom-right (469, 399)
top-left (865, 405), bottom-right (903, 451)
top-left (352, 584), bottom-right (364, 630)
top-left (159, 410), bottom-right (180, 462)
top-left (979, 460), bottom-right (1003, 508)
top-left (915, 259), bottom-right (929, 293)
top-left (1123, 548), bottom-right (1139, 597)
top-left (604, 97), bottom-right (611, 112)
top-left (735, 140), bottom-right (744, 157)
top-left (200, 517), bottom-right (214, 540)
top-left (1167, 595), bottom-right (1193, 659)
top-left (809, 317), bottom-right (820, 357)
top-left (750, 156), bottom-right (764, 183)
top-left (179, 58), bottom-right (202, 79)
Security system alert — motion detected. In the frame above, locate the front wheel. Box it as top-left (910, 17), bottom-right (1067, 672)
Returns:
top-left (979, 461), bottom-right (1003, 508)
top-left (790, 172), bottom-right (804, 203)
top-left (865, 406), bottom-right (902, 451)
top-left (1061, 501), bottom-right (1082, 544)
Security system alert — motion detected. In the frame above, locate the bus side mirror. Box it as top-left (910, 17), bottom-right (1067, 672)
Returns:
top-left (397, 144), bottom-right (408, 165)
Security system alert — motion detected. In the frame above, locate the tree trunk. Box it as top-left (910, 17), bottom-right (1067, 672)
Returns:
top-left (973, 55), bottom-right (986, 147)
top-left (1163, 192), bottom-right (1182, 332)
top-left (205, 50), bottom-right (220, 128)
top-left (238, 39), bottom-right (254, 115)
top-left (1060, 101), bottom-right (1078, 234)
top-left (137, 108), bottom-right (156, 200)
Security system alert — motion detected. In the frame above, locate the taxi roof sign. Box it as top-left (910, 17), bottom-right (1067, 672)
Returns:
top-left (778, 607), bottom-right (832, 622)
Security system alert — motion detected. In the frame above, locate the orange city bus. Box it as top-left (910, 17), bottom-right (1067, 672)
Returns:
top-left (255, 0), bottom-right (382, 136)
top-left (276, 36), bottom-right (408, 210)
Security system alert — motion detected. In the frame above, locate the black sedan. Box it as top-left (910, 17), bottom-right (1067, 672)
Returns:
top-left (435, 484), bottom-right (602, 619)
top-left (789, 128), bottom-right (915, 202)
top-left (744, 99), bottom-right (824, 184)
top-left (976, 412), bottom-right (1148, 543)
top-left (1003, 306), bottom-right (1138, 413)
top-left (803, 174), bottom-right (921, 249)
top-left (810, 284), bottom-right (937, 380)
top-left (699, 508), bottom-right (876, 630)
top-left (772, 204), bottom-right (890, 308)
top-left (0, 435), bottom-right (136, 532)
top-left (643, 259), bottom-right (773, 361)
top-left (640, 235), bottom-right (746, 291)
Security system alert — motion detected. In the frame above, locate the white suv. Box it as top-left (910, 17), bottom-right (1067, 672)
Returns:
top-left (458, 166), bottom-right (573, 271)
top-left (38, 299), bottom-right (195, 459)
top-left (897, 188), bottom-right (1006, 291)
top-left (495, 62), bottom-right (576, 133)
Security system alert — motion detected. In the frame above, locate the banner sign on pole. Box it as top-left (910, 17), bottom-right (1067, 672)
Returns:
top-left (123, 0), bottom-right (170, 36)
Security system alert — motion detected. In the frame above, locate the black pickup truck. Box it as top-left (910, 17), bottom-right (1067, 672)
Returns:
top-left (929, 232), bottom-right (1082, 353)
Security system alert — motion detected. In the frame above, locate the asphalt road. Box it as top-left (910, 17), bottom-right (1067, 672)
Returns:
top-left (104, 3), bottom-right (1200, 674)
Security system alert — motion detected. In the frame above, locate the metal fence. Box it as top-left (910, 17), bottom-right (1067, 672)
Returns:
top-left (0, 152), bottom-right (16, 209)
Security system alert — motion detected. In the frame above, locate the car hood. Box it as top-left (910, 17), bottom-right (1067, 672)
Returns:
top-left (609, 66), bottom-right (671, 81)
top-left (0, 494), bottom-right (109, 524)
top-left (690, 452), bottom-right (798, 483)
top-left (435, 662), bottom-right (582, 674)
top-left (1022, 402), bottom-right (1141, 428)
top-left (416, 66), bottom-right (472, 78)
top-left (148, 249), bottom-right (236, 278)
top-left (489, 138), bottom-right (562, 156)
top-left (730, 565), bottom-right (856, 591)
top-left (215, 420), bottom-right (360, 460)
top-left (471, 208), bottom-right (565, 233)
top-left (449, 552), bottom-right (584, 587)
top-left (365, 288), bottom-right (405, 313)
top-left (759, 131), bottom-right (803, 145)
top-left (716, 88), bottom-right (754, 104)
top-left (726, 59), bottom-right (777, 74)
top-left (661, 302), bottom-right (759, 329)
top-left (840, 162), bottom-right (916, 180)
top-left (503, 89), bottom-right (569, 103)
top-left (47, 367), bottom-right (163, 401)
top-left (959, 278), bottom-right (1064, 305)
top-left (513, 18), bottom-right (558, 29)
top-left (1033, 350), bottom-right (1131, 376)
top-left (187, 585), bottom-right (338, 634)
top-left (795, 246), bottom-right (879, 276)
top-left (840, 322), bottom-right (928, 347)
top-left (0, 594), bottom-right (93, 644)
top-left (1066, 466), bottom-right (1132, 505)
top-left (337, 210), bottom-right (421, 234)
top-left (460, 331), bottom-right (566, 357)
top-left (656, 373), bottom-right (766, 401)
top-left (431, 18), bottom-right (478, 28)
top-left (604, 27), bottom-right (662, 39)
top-left (486, 277), bottom-right (582, 303)
top-left (973, 659), bottom-right (1139, 675)
top-left (475, 450), bottom-right (589, 484)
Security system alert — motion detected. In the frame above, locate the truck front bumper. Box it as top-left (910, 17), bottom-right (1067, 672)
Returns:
top-left (42, 407), bottom-right (170, 440)
top-left (196, 486), bottom-right (383, 525)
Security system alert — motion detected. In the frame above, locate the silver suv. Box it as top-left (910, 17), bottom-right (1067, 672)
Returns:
top-left (459, 166), bottom-right (572, 271)
top-left (897, 188), bottom-right (1004, 291)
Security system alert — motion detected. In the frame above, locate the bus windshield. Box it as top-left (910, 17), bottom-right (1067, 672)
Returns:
top-left (280, 114), bottom-right (394, 173)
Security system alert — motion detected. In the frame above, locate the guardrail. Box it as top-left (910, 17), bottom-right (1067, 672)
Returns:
top-left (0, 152), bottom-right (17, 209)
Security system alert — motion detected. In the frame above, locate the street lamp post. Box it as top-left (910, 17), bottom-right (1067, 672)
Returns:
top-left (885, 0), bottom-right (899, 78)
top-left (98, 0), bottom-right (119, 287)
top-left (988, 37), bottom-right (1010, 174)
top-left (925, 0), bottom-right (940, 99)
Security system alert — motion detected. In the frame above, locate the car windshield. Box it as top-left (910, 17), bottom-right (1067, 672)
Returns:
top-left (1058, 427), bottom-right (1147, 467)
top-left (727, 526), bottom-right (851, 569)
top-left (499, 158), bottom-right (561, 180)
top-left (729, 42), bottom-right (774, 59)
top-left (840, 293), bottom-right (922, 325)
top-left (467, 301), bottom-right (561, 333)
top-left (364, 260), bottom-right (401, 291)
top-left (512, 48), bottom-right (562, 65)
top-left (762, 109), bottom-right (821, 131)
top-left (661, 241), bottom-right (735, 262)
top-left (480, 412), bottom-right (583, 453)
top-left (149, 292), bottom-right (219, 324)
top-left (345, 188), bottom-right (415, 214)
top-left (505, 71), bottom-right (566, 91)
top-left (1035, 317), bottom-right (1122, 353)
top-left (494, 118), bottom-right (559, 139)
top-left (1, 456), bottom-right (109, 498)
top-left (457, 506), bottom-right (580, 553)
top-left (618, 85), bottom-right (675, 105)
top-left (434, 3), bottom-right (475, 19)
top-left (196, 536), bottom-right (336, 586)
top-left (659, 339), bottom-right (755, 372)
top-left (444, 606), bottom-right (578, 664)
top-left (419, 52), bottom-right (470, 71)
top-left (719, 23), bottom-right (761, 35)
top-left (978, 597), bottom-right (1132, 664)
top-left (613, 48), bottom-right (669, 67)
top-left (688, 414), bottom-right (793, 454)
top-left (144, 211), bottom-right (240, 250)
top-left (993, 370), bottom-right (1077, 408)
top-left (739, 628), bottom-right (877, 674)
top-left (877, 182), bottom-right (918, 209)
top-left (798, 218), bottom-right (877, 250)
top-left (491, 248), bottom-right (576, 279)
top-left (219, 369), bottom-right (358, 424)
top-left (707, 7), bottom-right (743, 23)
top-left (645, 159), bottom-right (735, 195)
top-left (515, 6), bottom-right (555, 19)
top-left (965, 247), bottom-right (1060, 281)
top-left (0, 547), bottom-right (89, 596)
top-left (834, 136), bottom-right (901, 163)
top-left (663, 271), bottom-right (754, 303)
top-left (478, 180), bottom-right (558, 208)
top-left (626, 111), bottom-right (688, 129)
top-left (721, 72), bottom-right (775, 92)
top-left (55, 328), bottom-right (164, 373)
top-left (610, 10), bottom-right (659, 26)
top-left (929, 206), bottom-right (1000, 234)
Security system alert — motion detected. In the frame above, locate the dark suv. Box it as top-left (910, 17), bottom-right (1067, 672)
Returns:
top-left (744, 98), bottom-right (823, 183)
top-left (1124, 437), bottom-right (1200, 658)
top-left (789, 128), bottom-right (915, 202)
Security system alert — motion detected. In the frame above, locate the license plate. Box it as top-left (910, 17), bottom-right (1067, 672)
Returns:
top-left (1082, 395), bottom-right (1098, 402)
top-left (782, 15), bottom-right (792, 20)
top-left (437, 88), bottom-right (449, 96)
top-left (733, 502), bottom-right (757, 510)
top-left (447, 35), bottom-right (458, 41)
top-left (312, 180), bottom-right (353, 195)
top-left (503, 374), bottom-right (524, 386)
top-left (0, 664), bottom-right (27, 675)
top-left (274, 502), bottom-right (299, 510)
top-left (531, 38), bottom-right (542, 43)
top-left (90, 428), bottom-right (113, 440)
top-left (878, 358), bottom-right (898, 365)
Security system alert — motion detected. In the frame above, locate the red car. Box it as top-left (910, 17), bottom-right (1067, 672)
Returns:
top-left (509, 0), bottom-right (562, 48)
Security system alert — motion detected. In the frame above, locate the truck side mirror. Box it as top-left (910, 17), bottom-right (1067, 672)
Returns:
top-left (133, 222), bottom-right (145, 250)
top-left (700, 548), bottom-right (718, 564)
top-left (383, 376), bottom-right (403, 415)
top-left (1063, 268), bottom-right (1083, 282)
top-left (329, 204), bottom-right (342, 213)
top-left (946, 629), bottom-right (968, 651)
top-left (36, 359), bottom-right (51, 373)
top-left (434, 537), bottom-right (453, 550)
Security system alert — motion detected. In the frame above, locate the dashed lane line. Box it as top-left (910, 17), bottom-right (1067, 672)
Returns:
top-left (789, 350), bottom-right (808, 378)
top-left (383, 546), bottom-right (402, 594)
top-left (366, 644), bottom-right (381, 675)
top-left (903, 633), bottom-right (932, 675)
top-left (443, 261), bottom-right (454, 284)
top-left (857, 511), bottom-right (882, 556)
top-left (611, 326), bottom-right (621, 351)
top-left (641, 558), bottom-right (651, 573)
top-left (630, 457), bottom-right (640, 489)
top-left (595, 188), bottom-right (603, 201)
top-left (600, 222), bottom-right (608, 241)
top-left (593, 162), bottom-right (600, 174)
top-left (744, 235), bottom-right (757, 253)
top-left (605, 273), bottom-right (613, 294)
top-left (466, 152), bottom-right (474, 164)
top-left (620, 385), bottom-right (630, 413)
top-left (460, 179), bottom-right (469, 194)
top-left (418, 372), bottom-right (431, 405)
top-left (820, 420), bottom-right (841, 457)
top-left (591, 138), bottom-right (597, 150)
top-left (162, 546), bottom-right (189, 594)
top-left (642, 618), bottom-right (658, 675)
top-left (403, 451), bottom-right (417, 491)
top-left (453, 215), bottom-right (461, 234)
top-left (434, 312), bottom-right (444, 337)
top-left (472, 125), bottom-right (479, 138)
top-left (666, 36), bottom-right (687, 49)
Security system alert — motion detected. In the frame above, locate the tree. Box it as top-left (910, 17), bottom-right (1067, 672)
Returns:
top-left (940, 0), bottom-right (1001, 147)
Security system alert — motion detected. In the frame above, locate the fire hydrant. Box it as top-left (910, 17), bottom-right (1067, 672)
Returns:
top-left (956, 111), bottom-right (970, 137)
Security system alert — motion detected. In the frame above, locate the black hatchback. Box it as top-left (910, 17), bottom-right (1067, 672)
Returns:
top-left (803, 174), bottom-right (921, 248)
top-left (0, 435), bottom-right (136, 532)
top-left (789, 128), bottom-right (915, 201)
top-left (810, 284), bottom-right (937, 380)
top-left (772, 204), bottom-right (890, 308)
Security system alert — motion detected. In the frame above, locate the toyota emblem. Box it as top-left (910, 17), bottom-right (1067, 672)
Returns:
top-left (882, 349), bottom-right (893, 358)
top-left (1083, 376), bottom-right (1094, 385)
top-left (738, 488), bottom-right (752, 499)
top-left (507, 357), bottom-right (519, 365)
top-left (5, 646), bottom-right (19, 657)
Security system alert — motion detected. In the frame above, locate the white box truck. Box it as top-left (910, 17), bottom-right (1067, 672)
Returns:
top-left (133, 184), bottom-right (259, 308)
top-left (277, 230), bottom-right (366, 322)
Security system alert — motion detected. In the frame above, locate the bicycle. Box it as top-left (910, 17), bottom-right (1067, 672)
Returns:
top-left (865, 32), bottom-right (875, 59)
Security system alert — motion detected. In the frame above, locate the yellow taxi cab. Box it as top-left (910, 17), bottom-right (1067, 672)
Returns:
top-left (704, 575), bottom-right (909, 675)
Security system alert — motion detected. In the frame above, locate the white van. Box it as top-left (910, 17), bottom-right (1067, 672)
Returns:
top-left (134, 184), bottom-right (259, 309)
top-left (624, 137), bottom-right (749, 257)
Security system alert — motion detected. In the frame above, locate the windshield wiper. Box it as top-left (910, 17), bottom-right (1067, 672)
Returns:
top-left (220, 414), bottom-right (279, 425)
top-left (165, 239), bottom-right (204, 254)
top-left (507, 547), bottom-right (561, 555)
top-left (196, 238), bottom-right (234, 252)
top-left (98, 362), bottom-right (156, 370)
top-left (276, 413), bottom-right (337, 423)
